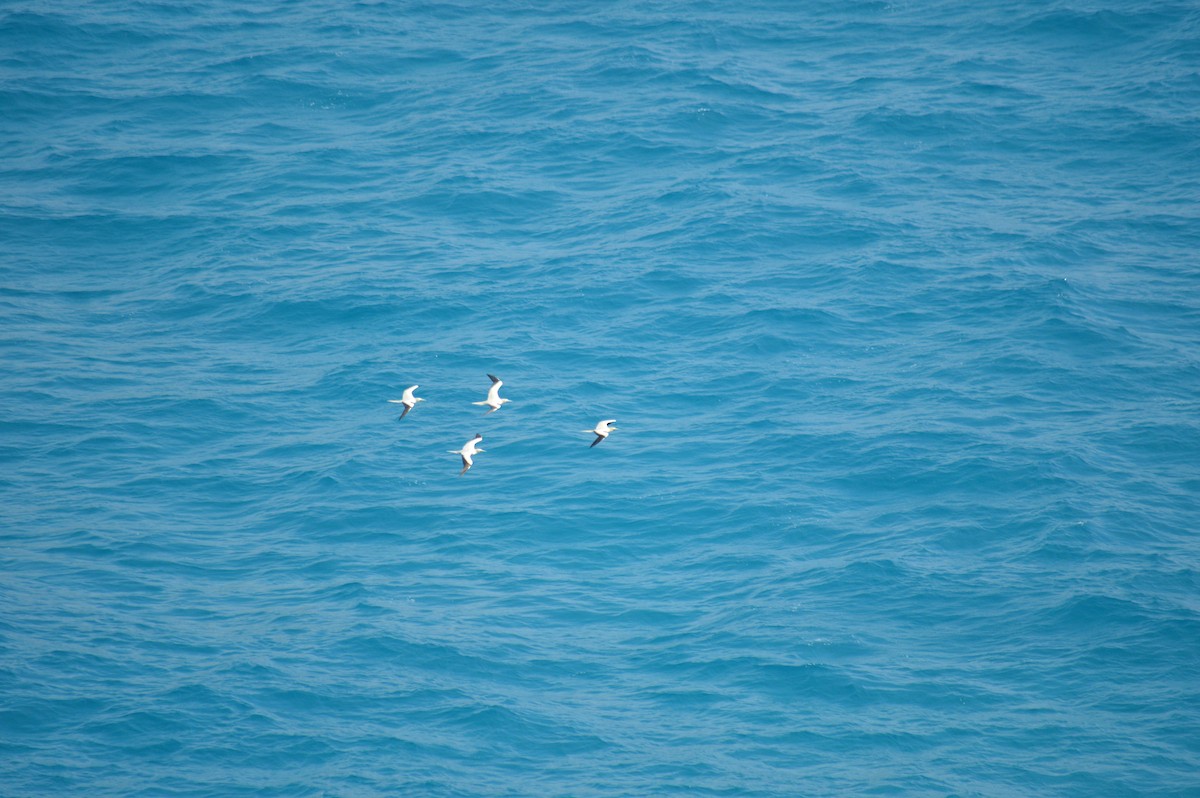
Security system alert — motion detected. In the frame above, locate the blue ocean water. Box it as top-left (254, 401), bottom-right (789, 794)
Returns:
top-left (3, 0), bottom-right (1200, 794)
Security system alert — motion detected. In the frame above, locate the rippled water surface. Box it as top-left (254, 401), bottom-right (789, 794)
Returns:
top-left (3, 1), bottom-right (1199, 795)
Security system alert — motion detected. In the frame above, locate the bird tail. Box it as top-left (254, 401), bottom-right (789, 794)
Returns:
top-left (471, 401), bottom-right (489, 406)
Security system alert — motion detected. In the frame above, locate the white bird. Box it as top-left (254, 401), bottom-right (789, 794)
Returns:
top-left (583, 419), bottom-right (618, 448)
top-left (448, 433), bottom-right (485, 476)
top-left (387, 385), bottom-right (424, 420)
top-left (472, 374), bottom-right (511, 413)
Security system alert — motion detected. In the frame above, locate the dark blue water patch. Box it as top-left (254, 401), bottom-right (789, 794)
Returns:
top-left (1014, 7), bottom-right (1172, 49)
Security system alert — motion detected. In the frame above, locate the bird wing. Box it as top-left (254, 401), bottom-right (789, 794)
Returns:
top-left (598, 419), bottom-right (616, 430)
top-left (486, 381), bottom-right (502, 403)
top-left (459, 453), bottom-right (472, 475)
top-left (591, 435), bottom-right (605, 447)
top-left (398, 403), bottom-right (411, 420)
top-left (487, 374), bottom-right (501, 384)
top-left (402, 385), bottom-right (418, 402)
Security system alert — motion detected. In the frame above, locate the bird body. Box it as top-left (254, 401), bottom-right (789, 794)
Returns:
top-left (472, 374), bottom-right (511, 413)
top-left (448, 433), bottom-right (485, 476)
top-left (387, 385), bottom-right (424, 420)
top-left (583, 419), bottom-right (618, 447)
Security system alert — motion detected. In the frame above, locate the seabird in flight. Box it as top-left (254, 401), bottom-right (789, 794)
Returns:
top-left (387, 385), bottom-right (424, 420)
top-left (472, 374), bottom-right (511, 413)
top-left (584, 419), bottom-right (618, 447)
top-left (449, 433), bottom-right (485, 476)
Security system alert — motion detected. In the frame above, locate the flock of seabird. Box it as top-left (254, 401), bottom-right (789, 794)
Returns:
top-left (388, 374), bottom-right (618, 476)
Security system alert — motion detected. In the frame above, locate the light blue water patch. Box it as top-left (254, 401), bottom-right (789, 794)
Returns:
top-left (2, 1), bottom-right (1200, 795)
